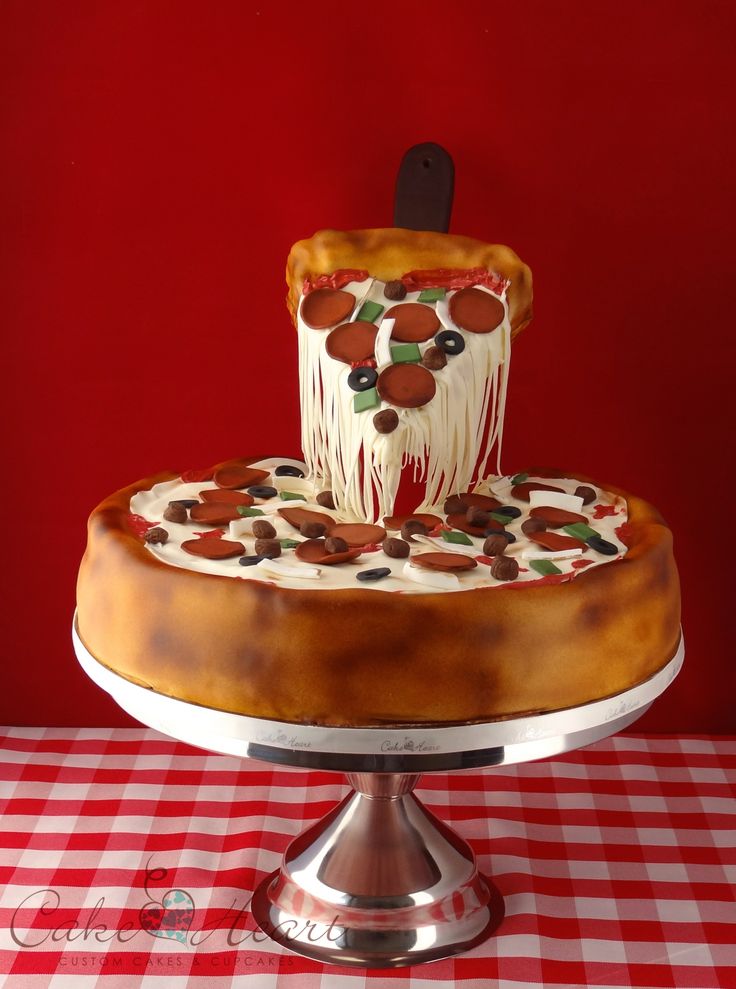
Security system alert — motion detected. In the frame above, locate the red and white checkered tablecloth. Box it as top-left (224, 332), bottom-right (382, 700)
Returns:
top-left (0, 729), bottom-right (733, 989)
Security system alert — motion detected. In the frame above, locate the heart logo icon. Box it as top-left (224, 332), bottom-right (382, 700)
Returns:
top-left (140, 888), bottom-right (195, 944)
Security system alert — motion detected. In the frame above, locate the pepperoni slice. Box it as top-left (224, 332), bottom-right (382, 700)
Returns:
top-left (190, 502), bottom-right (241, 526)
top-left (529, 506), bottom-right (588, 528)
top-left (328, 523), bottom-right (386, 547)
top-left (377, 364), bottom-right (436, 408)
top-left (199, 489), bottom-right (254, 507)
top-left (325, 322), bottom-right (377, 364)
top-left (461, 493), bottom-right (502, 511)
top-left (180, 467), bottom-right (214, 483)
top-left (510, 481), bottom-right (565, 502)
top-left (447, 512), bottom-right (504, 538)
top-left (213, 464), bottom-right (270, 490)
top-left (278, 506), bottom-right (335, 531)
top-left (301, 288), bottom-right (356, 329)
top-left (383, 513), bottom-right (442, 531)
top-left (385, 303), bottom-right (440, 343)
top-left (529, 531), bottom-right (587, 552)
top-left (411, 553), bottom-right (478, 573)
top-left (449, 287), bottom-right (505, 333)
top-left (295, 539), bottom-right (362, 565)
top-left (181, 538), bottom-right (244, 560)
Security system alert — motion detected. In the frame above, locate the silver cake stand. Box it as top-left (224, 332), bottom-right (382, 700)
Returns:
top-left (72, 616), bottom-right (683, 969)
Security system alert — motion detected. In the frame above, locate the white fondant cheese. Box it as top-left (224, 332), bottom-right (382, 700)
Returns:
top-left (228, 517), bottom-right (260, 538)
top-left (521, 547), bottom-right (584, 561)
top-left (528, 490), bottom-right (585, 512)
top-left (374, 317), bottom-right (395, 370)
top-left (402, 561), bottom-right (460, 589)
top-left (256, 559), bottom-right (322, 580)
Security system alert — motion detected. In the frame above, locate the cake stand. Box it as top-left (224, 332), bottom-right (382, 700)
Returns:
top-left (72, 616), bottom-right (683, 968)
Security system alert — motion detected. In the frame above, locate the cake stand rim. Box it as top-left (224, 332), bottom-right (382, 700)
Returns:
top-left (72, 612), bottom-right (683, 770)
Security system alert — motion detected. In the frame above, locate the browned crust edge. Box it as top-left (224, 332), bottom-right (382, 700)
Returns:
top-left (286, 228), bottom-right (534, 340)
top-left (76, 458), bottom-right (681, 728)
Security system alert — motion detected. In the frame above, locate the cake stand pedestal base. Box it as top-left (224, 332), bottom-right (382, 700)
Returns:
top-left (252, 772), bottom-right (502, 968)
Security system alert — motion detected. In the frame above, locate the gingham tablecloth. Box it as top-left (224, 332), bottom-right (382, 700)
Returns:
top-left (0, 729), bottom-right (733, 988)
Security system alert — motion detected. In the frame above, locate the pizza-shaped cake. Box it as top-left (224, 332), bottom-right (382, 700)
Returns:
top-left (76, 229), bottom-right (680, 727)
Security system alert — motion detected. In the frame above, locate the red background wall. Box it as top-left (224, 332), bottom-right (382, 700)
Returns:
top-left (1, 1), bottom-right (733, 731)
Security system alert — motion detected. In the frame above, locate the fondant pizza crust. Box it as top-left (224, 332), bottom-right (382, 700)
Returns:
top-left (286, 228), bottom-right (533, 339)
top-left (76, 458), bottom-right (680, 728)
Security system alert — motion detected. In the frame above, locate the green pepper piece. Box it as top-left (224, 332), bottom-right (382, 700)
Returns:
top-left (417, 287), bottom-right (446, 302)
top-left (441, 530), bottom-right (473, 545)
top-left (356, 300), bottom-right (384, 323)
top-left (529, 559), bottom-right (562, 576)
top-left (353, 387), bottom-right (380, 413)
top-left (563, 522), bottom-right (598, 541)
top-left (391, 343), bottom-right (422, 364)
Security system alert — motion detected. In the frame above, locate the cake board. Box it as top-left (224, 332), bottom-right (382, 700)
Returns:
top-left (72, 616), bottom-right (684, 968)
